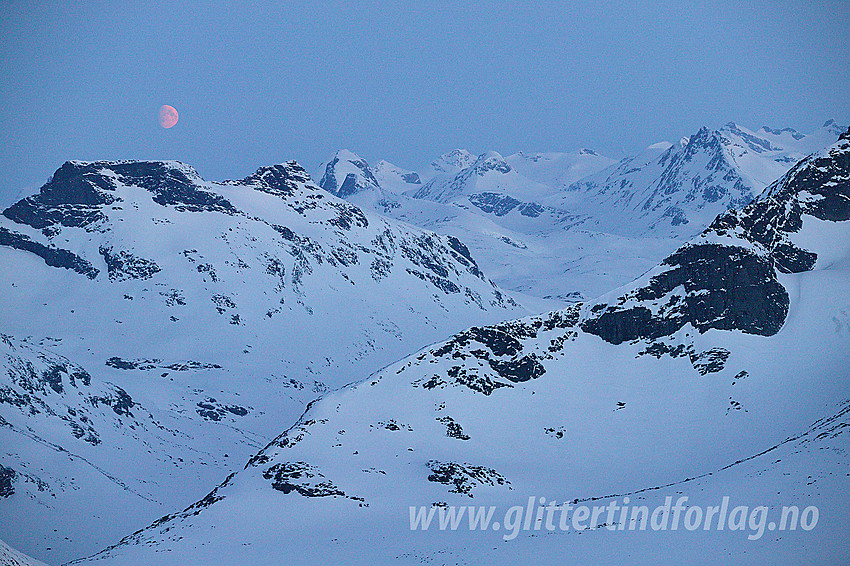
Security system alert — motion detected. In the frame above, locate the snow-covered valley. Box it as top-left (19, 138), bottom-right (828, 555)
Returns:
top-left (0, 122), bottom-right (847, 565)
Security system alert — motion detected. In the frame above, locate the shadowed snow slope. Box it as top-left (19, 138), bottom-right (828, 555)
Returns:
top-left (0, 159), bottom-right (538, 563)
top-left (77, 131), bottom-right (850, 564)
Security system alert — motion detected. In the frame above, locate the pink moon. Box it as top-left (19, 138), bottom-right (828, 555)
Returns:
top-left (158, 105), bottom-right (179, 129)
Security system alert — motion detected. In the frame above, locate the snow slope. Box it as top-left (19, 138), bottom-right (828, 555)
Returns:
top-left (0, 159), bottom-right (536, 563)
top-left (322, 148), bottom-right (670, 301)
top-left (322, 124), bottom-right (840, 302)
top-left (0, 538), bottom-right (48, 566)
top-left (556, 120), bottom-right (846, 237)
top-left (77, 130), bottom-right (850, 564)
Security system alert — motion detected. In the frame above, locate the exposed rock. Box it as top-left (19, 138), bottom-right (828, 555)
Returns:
top-left (195, 397), bottom-right (249, 421)
top-left (581, 243), bottom-right (789, 344)
top-left (0, 227), bottom-right (99, 279)
top-left (426, 460), bottom-right (509, 497)
top-left (0, 465), bottom-right (16, 497)
top-left (99, 247), bottom-right (161, 281)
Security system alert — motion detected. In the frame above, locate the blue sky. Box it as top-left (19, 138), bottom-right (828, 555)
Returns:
top-left (1, 0), bottom-right (848, 203)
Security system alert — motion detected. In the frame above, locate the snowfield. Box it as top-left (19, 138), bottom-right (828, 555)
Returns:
top-left (0, 123), bottom-right (847, 565)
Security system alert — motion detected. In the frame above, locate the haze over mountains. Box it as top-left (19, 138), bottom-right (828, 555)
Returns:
top-left (319, 120), bottom-right (843, 300)
top-left (0, 120), bottom-right (847, 565)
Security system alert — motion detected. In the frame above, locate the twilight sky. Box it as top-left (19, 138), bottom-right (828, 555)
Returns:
top-left (1, 0), bottom-right (848, 204)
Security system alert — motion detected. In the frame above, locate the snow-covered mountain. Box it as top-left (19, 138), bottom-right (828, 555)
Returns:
top-left (429, 149), bottom-right (476, 176)
top-left (319, 148), bottom-right (641, 301)
top-left (372, 160), bottom-right (422, 194)
top-left (318, 149), bottom-right (382, 198)
top-left (556, 120), bottom-right (845, 237)
top-left (74, 130), bottom-right (850, 565)
top-left (0, 159), bottom-right (536, 563)
top-left (319, 125), bottom-right (842, 303)
top-left (505, 148), bottom-right (616, 188)
top-left (411, 151), bottom-right (552, 203)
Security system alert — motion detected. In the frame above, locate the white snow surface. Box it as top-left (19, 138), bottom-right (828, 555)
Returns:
top-left (2, 122), bottom-right (847, 565)
top-left (60, 128), bottom-right (850, 565)
top-left (0, 159), bottom-right (540, 564)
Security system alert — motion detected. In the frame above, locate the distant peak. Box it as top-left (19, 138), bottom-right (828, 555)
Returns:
top-left (49, 160), bottom-right (203, 187)
top-left (578, 148), bottom-right (599, 156)
top-left (822, 119), bottom-right (844, 136)
top-left (431, 149), bottom-right (476, 173)
top-left (319, 150), bottom-right (380, 197)
top-left (242, 161), bottom-right (315, 192)
top-left (471, 151), bottom-right (511, 175)
top-left (476, 150), bottom-right (506, 161)
top-left (334, 149), bottom-right (366, 162)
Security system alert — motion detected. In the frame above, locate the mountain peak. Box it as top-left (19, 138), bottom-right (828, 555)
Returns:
top-left (431, 149), bottom-right (476, 174)
top-left (372, 160), bottom-right (421, 189)
top-left (239, 161), bottom-right (318, 197)
top-left (471, 151), bottom-right (511, 175)
top-left (319, 150), bottom-right (380, 198)
top-left (822, 119), bottom-right (844, 137)
top-left (3, 160), bottom-right (233, 230)
top-left (333, 148), bottom-right (366, 163)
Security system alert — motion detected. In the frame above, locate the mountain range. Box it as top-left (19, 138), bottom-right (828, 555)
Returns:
top-left (0, 159), bottom-right (537, 562)
top-left (0, 121), bottom-right (847, 565)
top-left (63, 125), bottom-right (850, 565)
top-left (317, 120), bottom-right (843, 301)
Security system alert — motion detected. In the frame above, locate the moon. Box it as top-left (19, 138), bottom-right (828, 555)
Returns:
top-left (158, 105), bottom-right (179, 129)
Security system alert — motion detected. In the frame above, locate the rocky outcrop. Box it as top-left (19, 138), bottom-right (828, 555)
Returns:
top-left (580, 127), bottom-right (850, 344)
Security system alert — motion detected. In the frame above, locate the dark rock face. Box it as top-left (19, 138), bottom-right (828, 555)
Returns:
top-left (108, 161), bottom-right (235, 214)
top-left (487, 354), bottom-right (546, 382)
top-left (690, 347), bottom-right (730, 375)
top-left (467, 192), bottom-right (546, 218)
top-left (241, 161), bottom-right (315, 199)
top-left (90, 387), bottom-right (135, 417)
top-left (426, 460), bottom-right (509, 497)
top-left (582, 129), bottom-right (850, 345)
top-left (99, 247), bottom-right (161, 281)
top-left (437, 416), bottom-right (470, 440)
top-left (413, 316), bottom-right (557, 395)
top-left (0, 227), bottom-right (99, 278)
top-left (0, 465), bottom-right (15, 497)
top-left (432, 327), bottom-right (524, 358)
top-left (468, 192), bottom-right (521, 216)
top-left (3, 161), bottom-right (235, 232)
top-left (106, 357), bottom-right (159, 370)
top-left (519, 202), bottom-right (544, 217)
top-left (445, 237), bottom-right (484, 279)
top-left (196, 397), bottom-right (249, 421)
top-left (709, 127), bottom-right (850, 273)
top-left (327, 201), bottom-right (368, 230)
top-left (400, 172), bottom-right (421, 184)
top-left (3, 162), bottom-right (118, 229)
top-left (581, 243), bottom-right (789, 344)
top-left (262, 461), bottom-right (363, 502)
